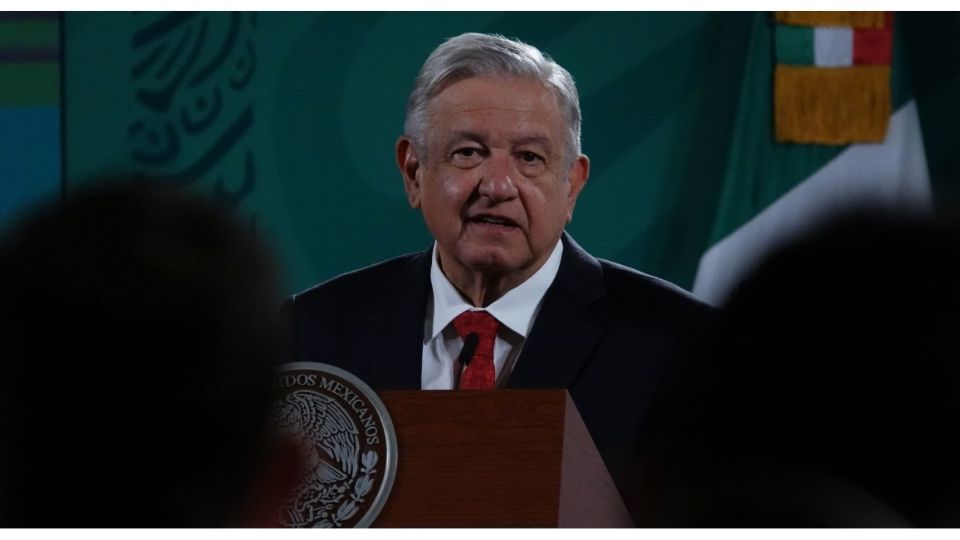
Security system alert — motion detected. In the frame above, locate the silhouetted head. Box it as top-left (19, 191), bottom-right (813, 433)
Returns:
top-left (0, 178), bottom-right (287, 526)
top-left (659, 209), bottom-right (960, 526)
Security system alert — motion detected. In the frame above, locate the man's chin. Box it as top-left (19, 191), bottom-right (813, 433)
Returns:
top-left (438, 243), bottom-right (534, 279)
top-left (462, 252), bottom-right (533, 277)
top-left (460, 247), bottom-right (529, 274)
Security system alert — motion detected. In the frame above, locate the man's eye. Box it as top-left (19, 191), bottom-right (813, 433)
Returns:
top-left (450, 147), bottom-right (484, 168)
top-left (454, 148), bottom-right (480, 158)
top-left (519, 151), bottom-right (542, 163)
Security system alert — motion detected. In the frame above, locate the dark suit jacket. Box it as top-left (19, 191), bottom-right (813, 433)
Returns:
top-left (287, 232), bottom-right (714, 509)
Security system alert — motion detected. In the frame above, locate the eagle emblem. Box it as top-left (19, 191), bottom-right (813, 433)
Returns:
top-left (272, 363), bottom-right (396, 528)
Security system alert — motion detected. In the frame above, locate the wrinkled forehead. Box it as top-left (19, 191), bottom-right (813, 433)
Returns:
top-left (424, 76), bottom-right (565, 137)
top-left (432, 74), bottom-right (561, 112)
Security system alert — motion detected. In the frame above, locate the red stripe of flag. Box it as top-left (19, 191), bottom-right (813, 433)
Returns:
top-left (854, 12), bottom-right (893, 66)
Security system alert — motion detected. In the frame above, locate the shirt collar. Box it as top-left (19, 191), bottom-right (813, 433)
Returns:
top-left (429, 239), bottom-right (564, 340)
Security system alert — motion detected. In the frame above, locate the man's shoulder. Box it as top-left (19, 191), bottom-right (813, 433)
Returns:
top-left (595, 257), bottom-right (715, 322)
top-left (290, 250), bottom-right (430, 310)
top-left (597, 258), bottom-right (701, 302)
top-left (558, 233), bottom-right (713, 321)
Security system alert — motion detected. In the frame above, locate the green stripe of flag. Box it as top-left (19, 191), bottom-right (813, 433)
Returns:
top-left (775, 25), bottom-right (814, 65)
top-left (0, 20), bottom-right (59, 50)
top-left (0, 64), bottom-right (59, 106)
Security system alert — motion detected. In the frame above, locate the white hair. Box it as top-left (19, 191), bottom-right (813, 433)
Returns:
top-left (403, 32), bottom-right (582, 162)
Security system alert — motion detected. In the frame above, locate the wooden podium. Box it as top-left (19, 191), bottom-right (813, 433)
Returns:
top-left (372, 390), bottom-right (633, 527)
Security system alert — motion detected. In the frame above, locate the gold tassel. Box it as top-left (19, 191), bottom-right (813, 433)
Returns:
top-left (775, 65), bottom-right (891, 145)
top-left (775, 11), bottom-right (886, 29)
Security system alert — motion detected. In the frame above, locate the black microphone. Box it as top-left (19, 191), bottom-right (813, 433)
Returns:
top-left (458, 332), bottom-right (479, 366)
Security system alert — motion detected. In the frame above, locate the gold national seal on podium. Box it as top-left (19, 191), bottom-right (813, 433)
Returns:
top-left (273, 362), bottom-right (398, 528)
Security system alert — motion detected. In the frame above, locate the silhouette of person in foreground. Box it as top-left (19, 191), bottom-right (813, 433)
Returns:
top-left (0, 179), bottom-right (297, 526)
top-left (653, 209), bottom-right (960, 527)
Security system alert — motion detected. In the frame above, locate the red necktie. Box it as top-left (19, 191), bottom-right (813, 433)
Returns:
top-left (451, 310), bottom-right (499, 390)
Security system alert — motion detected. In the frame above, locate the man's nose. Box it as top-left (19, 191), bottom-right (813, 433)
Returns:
top-left (477, 155), bottom-right (519, 201)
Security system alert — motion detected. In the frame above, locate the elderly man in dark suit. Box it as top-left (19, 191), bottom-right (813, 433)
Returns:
top-left (287, 32), bottom-right (713, 515)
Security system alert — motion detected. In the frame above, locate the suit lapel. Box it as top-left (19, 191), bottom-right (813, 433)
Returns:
top-left (507, 233), bottom-right (607, 389)
top-left (365, 249), bottom-right (431, 390)
top-left (365, 235), bottom-right (607, 390)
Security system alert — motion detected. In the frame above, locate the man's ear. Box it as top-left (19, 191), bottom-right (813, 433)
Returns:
top-left (564, 154), bottom-right (590, 223)
top-left (396, 137), bottom-right (422, 209)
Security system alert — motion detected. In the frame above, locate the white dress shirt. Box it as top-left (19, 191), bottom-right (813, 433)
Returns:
top-left (421, 240), bottom-right (564, 389)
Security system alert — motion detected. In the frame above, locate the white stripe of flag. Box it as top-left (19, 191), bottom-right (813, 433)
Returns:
top-left (814, 27), bottom-right (854, 67)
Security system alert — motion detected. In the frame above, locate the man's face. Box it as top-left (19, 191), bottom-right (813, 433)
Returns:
top-left (397, 76), bottom-right (589, 297)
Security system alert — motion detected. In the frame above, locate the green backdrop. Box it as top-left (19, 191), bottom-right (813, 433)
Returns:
top-left (63, 12), bottom-right (757, 294)
top-left (63, 12), bottom-right (960, 296)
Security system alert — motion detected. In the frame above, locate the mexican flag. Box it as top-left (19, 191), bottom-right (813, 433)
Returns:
top-left (0, 12), bottom-right (60, 231)
top-left (690, 12), bottom-right (960, 305)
